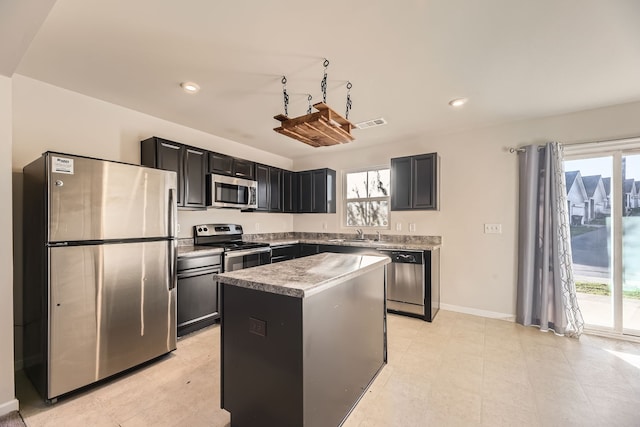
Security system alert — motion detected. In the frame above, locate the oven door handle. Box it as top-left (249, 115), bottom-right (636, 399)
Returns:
top-left (224, 247), bottom-right (272, 259)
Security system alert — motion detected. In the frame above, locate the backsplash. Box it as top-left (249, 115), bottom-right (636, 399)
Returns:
top-left (243, 232), bottom-right (441, 246)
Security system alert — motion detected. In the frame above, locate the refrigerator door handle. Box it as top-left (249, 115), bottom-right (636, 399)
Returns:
top-left (168, 240), bottom-right (177, 291)
top-left (168, 188), bottom-right (177, 238)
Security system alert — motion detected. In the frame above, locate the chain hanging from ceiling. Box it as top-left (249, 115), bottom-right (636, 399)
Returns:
top-left (281, 76), bottom-right (289, 116)
top-left (321, 59), bottom-right (329, 103)
top-left (307, 94), bottom-right (313, 114)
top-left (345, 81), bottom-right (352, 119)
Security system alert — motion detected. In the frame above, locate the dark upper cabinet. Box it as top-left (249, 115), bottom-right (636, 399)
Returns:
top-left (141, 137), bottom-right (206, 209)
top-left (269, 167), bottom-right (283, 212)
top-left (298, 168), bottom-right (336, 213)
top-left (183, 147), bottom-right (207, 208)
top-left (254, 163), bottom-right (283, 212)
top-left (255, 163), bottom-right (269, 211)
top-left (208, 152), bottom-right (255, 180)
top-left (282, 170), bottom-right (298, 213)
top-left (298, 171), bottom-right (313, 213)
top-left (234, 158), bottom-right (255, 180)
top-left (390, 152), bottom-right (439, 211)
top-left (209, 152), bottom-right (233, 176)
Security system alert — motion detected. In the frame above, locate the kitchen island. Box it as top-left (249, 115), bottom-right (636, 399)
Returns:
top-left (215, 252), bottom-right (389, 427)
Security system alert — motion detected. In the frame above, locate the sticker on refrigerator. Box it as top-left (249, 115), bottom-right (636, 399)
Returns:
top-left (51, 156), bottom-right (74, 174)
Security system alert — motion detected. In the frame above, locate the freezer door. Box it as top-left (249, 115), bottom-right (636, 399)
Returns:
top-left (48, 241), bottom-right (176, 399)
top-left (48, 154), bottom-right (177, 242)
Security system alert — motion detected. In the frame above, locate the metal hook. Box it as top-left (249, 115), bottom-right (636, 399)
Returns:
top-left (347, 81), bottom-right (352, 90)
top-left (323, 59), bottom-right (330, 68)
top-left (281, 76), bottom-right (287, 85)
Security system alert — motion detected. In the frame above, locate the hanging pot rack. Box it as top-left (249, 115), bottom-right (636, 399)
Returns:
top-left (273, 59), bottom-right (356, 147)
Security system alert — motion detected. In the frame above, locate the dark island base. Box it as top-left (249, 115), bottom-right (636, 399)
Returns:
top-left (220, 267), bottom-right (386, 427)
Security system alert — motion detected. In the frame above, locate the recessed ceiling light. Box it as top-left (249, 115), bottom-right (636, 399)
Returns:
top-left (448, 98), bottom-right (468, 107)
top-left (180, 81), bottom-right (200, 94)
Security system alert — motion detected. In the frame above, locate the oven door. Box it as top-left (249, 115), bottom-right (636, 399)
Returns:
top-left (223, 247), bottom-right (272, 272)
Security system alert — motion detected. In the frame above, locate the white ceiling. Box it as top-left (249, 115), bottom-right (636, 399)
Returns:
top-left (7, 0), bottom-right (640, 159)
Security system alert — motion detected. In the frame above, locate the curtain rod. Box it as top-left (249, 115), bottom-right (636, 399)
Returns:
top-left (509, 135), bottom-right (640, 154)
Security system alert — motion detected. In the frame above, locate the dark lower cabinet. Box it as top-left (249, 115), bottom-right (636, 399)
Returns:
top-left (391, 152), bottom-right (439, 211)
top-left (177, 253), bottom-right (221, 336)
top-left (271, 244), bottom-right (300, 263)
top-left (298, 244), bottom-right (320, 257)
top-left (141, 137), bottom-right (206, 209)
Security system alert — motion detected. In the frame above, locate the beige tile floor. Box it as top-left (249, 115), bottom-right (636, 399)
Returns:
top-left (15, 311), bottom-right (640, 427)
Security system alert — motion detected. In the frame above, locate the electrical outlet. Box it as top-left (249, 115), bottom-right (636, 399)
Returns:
top-left (176, 223), bottom-right (181, 233)
top-left (409, 223), bottom-right (416, 232)
top-left (396, 223), bottom-right (402, 231)
top-left (484, 223), bottom-right (502, 234)
top-left (322, 222), bottom-right (327, 230)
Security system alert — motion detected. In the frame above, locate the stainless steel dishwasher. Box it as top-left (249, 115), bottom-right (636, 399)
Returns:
top-left (378, 248), bottom-right (440, 321)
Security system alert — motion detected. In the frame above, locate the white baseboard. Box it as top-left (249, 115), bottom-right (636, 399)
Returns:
top-left (440, 303), bottom-right (515, 322)
top-left (0, 398), bottom-right (19, 417)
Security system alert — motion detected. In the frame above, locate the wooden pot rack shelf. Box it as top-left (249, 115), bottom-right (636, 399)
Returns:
top-left (274, 102), bottom-right (356, 147)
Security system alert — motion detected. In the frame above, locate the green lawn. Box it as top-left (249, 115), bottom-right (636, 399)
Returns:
top-left (575, 282), bottom-right (640, 300)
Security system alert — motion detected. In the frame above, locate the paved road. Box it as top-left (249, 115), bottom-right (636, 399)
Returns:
top-left (571, 218), bottom-right (640, 287)
top-left (571, 226), bottom-right (610, 268)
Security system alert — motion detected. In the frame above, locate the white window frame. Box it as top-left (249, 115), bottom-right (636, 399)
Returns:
top-left (564, 137), bottom-right (640, 339)
top-left (342, 166), bottom-right (391, 229)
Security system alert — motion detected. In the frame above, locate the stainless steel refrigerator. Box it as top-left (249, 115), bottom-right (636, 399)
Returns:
top-left (23, 152), bottom-right (178, 402)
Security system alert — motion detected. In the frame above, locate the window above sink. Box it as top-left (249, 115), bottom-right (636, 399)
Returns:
top-left (344, 167), bottom-right (390, 229)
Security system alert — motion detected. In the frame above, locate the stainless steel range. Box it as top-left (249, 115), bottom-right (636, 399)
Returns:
top-left (194, 224), bottom-right (271, 271)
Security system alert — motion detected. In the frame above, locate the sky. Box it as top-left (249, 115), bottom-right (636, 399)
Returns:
top-left (564, 154), bottom-right (640, 181)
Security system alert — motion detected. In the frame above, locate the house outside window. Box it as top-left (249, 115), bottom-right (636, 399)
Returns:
top-left (344, 167), bottom-right (390, 227)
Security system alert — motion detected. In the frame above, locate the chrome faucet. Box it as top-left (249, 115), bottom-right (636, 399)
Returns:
top-left (376, 231), bottom-right (381, 241)
top-left (355, 229), bottom-right (364, 240)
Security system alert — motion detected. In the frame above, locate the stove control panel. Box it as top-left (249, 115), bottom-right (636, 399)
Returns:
top-left (194, 223), bottom-right (243, 237)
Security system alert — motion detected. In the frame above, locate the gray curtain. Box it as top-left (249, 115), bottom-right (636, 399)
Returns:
top-left (516, 142), bottom-right (584, 337)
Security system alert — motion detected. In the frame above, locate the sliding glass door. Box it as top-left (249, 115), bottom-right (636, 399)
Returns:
top-left (622, 154), bottom-right (640, 333)
top-left (564, 151), bottom-right (640, 337)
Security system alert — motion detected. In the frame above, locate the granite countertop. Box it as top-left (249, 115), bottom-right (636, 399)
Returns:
top-left (177, 245), bottom-right (224, 257)
top-left (214, 252), bottom-right (390, 298)
top-left (268, 238), bottom-right (440, 251)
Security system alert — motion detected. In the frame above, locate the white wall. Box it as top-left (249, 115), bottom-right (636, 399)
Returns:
top-left (11, 75), bottom-right (295, 368)
top-left (293, 100), bottom-right (640, 319)
top-left (12, 75), bottom-right (295, 237)
top-left (1, 75), bottom-right (18, 416)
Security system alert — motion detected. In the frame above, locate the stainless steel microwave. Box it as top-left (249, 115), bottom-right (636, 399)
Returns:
top-left (206, 174), bottom-right (258, 209)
